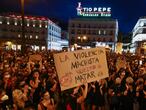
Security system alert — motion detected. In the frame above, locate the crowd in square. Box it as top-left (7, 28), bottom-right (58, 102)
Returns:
top-left (0, 49), bottom-right (145, 110)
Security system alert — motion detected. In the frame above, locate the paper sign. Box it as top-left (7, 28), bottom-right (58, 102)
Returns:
top-left (29, 54), bottom-right (42, 62)
top-left (116, 57), bottom-right (127, 71)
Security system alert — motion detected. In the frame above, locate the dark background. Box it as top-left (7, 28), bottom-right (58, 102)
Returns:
top-left (0, 0), bottom-right (146, 33)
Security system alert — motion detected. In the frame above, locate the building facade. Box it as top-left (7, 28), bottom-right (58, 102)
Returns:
top-left (60, 30), bottom-right (69, 49)
top-left (68, 18), bottom-right (118, 50)
top-left (48, 20), bottom-right (61, 50)
top-left (0, 13), bottom-right (61, 50)
top-left (131, 17), bottom-right (146, 55)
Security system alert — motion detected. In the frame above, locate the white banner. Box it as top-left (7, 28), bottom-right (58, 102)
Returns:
top-left (54, 47), bottom-right (109, 91)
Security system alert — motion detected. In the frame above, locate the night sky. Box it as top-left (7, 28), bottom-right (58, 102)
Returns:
top-left (0, 0), bottom-right (146, 33)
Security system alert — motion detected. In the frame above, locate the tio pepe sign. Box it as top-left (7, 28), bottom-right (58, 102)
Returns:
top-left (77, 2), bottom-right (111, 17)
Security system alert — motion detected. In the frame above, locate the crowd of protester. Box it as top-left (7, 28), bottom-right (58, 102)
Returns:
top-left (0, 48), bottom-right (146, 110)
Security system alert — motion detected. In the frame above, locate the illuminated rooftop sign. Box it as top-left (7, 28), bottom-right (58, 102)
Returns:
top-left (77, 2), bottom-right (111, 17)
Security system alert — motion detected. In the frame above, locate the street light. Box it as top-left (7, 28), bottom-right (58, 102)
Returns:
top-left (21, 0), bottom-right (26, 54)
top-left (83, 36), bottom-right (87, 40)
top-left (77, 36), bottom-right (87, 42)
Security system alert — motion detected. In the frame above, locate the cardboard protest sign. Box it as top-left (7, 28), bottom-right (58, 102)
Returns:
top-left (116, 43), bottom-right (123, 54)
top-left (29, 54), bottom-right (42, 62)
top-left (116, 56), bottom-right (127, 71)
top-left (54, 47), bottom-right (109, 91)
top-left (28, 54), bottom-right (43, 70)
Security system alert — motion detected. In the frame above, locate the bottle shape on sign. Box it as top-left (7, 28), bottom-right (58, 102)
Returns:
top-left (77, 2), bottom-right (82, 15)
top-left (60, 72), bottom-right (72, 87)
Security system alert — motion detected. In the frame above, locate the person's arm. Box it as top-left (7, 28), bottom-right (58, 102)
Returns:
top-left (123, 84), bottom-right (129, 96)
top-left (50, 98), bottom-right (55, 109)
top-left (91, 82), bottom-right (96, 93)
top-left (77, 83), bottom-right (88, 104)
top-left (127, 62), bottom-right (134, 76)
top-left (136, 86), bottom-right (140, 97)
top-left (38, 60), bottom-right (43, 71)
top-left (38, 104), bottom-right (43, 110)
top-left (29, 79), bottom-right (39, 89)
top-left (22, 93), bottom-right (28, 102)
top-left (27, 62), bottom-right (32, 73)
top-left (50, 80), bottom-right (57, 92)
top-left (82, 83), bottom-right (88, 99)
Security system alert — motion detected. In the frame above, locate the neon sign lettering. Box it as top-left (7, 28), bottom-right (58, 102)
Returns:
top-left (77, 2), bottom-right (111, 17)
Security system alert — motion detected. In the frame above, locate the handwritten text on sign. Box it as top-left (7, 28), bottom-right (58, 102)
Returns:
top-left (54, 47), bottom-right (109, 91)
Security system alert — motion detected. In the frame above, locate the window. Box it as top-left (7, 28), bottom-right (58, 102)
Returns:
top-left (3, 19), bottom-right (7, 24)
top-left (26, 20), bottom-right (30, 27)
top-left (93, 38), bottom-right (96, 41)
top-left (30, 35), bottom-right (32, 39)
top-left (88, 38), bottom-right (91, 42)
top-left (36, 35), bottom-right (38, 39)
top-left (42, 46), bottom-right (45, 50)
top-left (142, 28), bottom-right (146, 33)
top-left (27, 23), bottom-right (29, 27)
top-left (83, 24), bottom-right (86, 28)
top-left (71, 29), bottom-right (75, 34)
top-left (42, 30), bottom-right (45, 34)
top-left (82, 30), bottom-right (86, 34)
top-left (104, 30), bottom-right (106, 35)
top-left (98, 38), bottom-right (101, 42)
top-left (15, 22), bottom-right (17, 25)
top-left (110, 25), bottom-right (115, 28)
top-left (88, 30), bottom-right (91, 34)
top-left (71, 38), bottom-right (75, 44)
top-left (110, 38), bottom-right (113, 42)
top-left (109, 44), bottom-right (112, 48)
top-left (78, 24), bottom-right (81, 28)
top-left (103, 38), bottom-right (106, 42)
top-left (39, 24), bottom-right (42, 28)
top-left (33, 24), bottom-right (35, 27)
top-left (18, 34), bottom-right (21, 38)
top-left (93, 25), bottom-right (97, 28)
top-left (7, 21), bottom-right (10, 25)
top-left (71, 23), bottom-right (75, 27)
top-left (100, 30), bottom-right (104, 35)
top-left (98, 30), bottom-right (101, 35)
top-left (77, 29), bottom-right (81, 34)
top-left (102, 25), bottom-right (106, 28)
top-left (110, 31), bottom-right (113, 35)
top-left (92, 30), bottom-right (96, 35)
